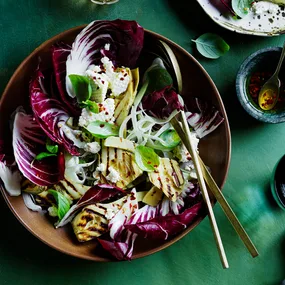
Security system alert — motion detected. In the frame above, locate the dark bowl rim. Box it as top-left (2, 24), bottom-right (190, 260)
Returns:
top-left (0, 24), bottom-right (231, 261)
top-left (236, 46), bottom-right (284, 124)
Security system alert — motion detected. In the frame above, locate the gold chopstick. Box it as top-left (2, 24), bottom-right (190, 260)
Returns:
top-left (172, 113), bottom-right (229, 269)
top-left (171, 115), bottom-right (259, 258)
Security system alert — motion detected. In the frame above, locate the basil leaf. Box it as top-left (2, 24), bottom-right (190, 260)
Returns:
top-left (192, 33), bottom-right (230, 59)
top-left (46, 139), bottom-right (58, 154)
top-left (81, 100), bottom-right (99, 113)
top-left (86, 121), bottom-right (119, 138)
top-left (147, 68), bottom-right (173, 93)
top-left (35, 152), bottom-right (57, 160)
top-left (158, 129), bottom-right (181, 148)
top-left (69, 74), bottom-right (92, 103)
top-left (48, 190), bottom-right (70, 221)
top-left (232, 0), bottom-right (251, 18)
top-left (134, 145), bottom-right (160, 172)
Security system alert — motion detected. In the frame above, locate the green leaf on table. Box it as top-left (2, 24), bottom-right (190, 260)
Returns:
top-left (134, 145), bottom-right (160, 172)
top-left (192, 33), bottom-right (230, 59)
top-left (48, 189), bottom-right (70, 220)
top-left (46, 139), bottom-right (59, 154)
top-left (35, 152), bottom-right (57, 161)
top-left (69, 74), bottom-right (92, 103)
top-left (81, 99), bottom-right (99, 113)
top-left (232, 0), bottom-right (251, 18)
top-left (86, 121), bottom-right (119, 138)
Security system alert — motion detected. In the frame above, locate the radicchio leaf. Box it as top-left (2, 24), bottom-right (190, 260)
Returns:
top-left (220, 0), bottom-right (236, 16)
top-left (51, 43), bottom-right (80, 116)
top-left (66, 19), bottom-right (144, 97)
top-left (0, 161), bottom-right (21, 196)
top-left (125, 202), bottom-right (203, 240)
top-left (0, 139), bottom-right (4, 162)
top-left (142, 86), bottom-right (183, 119)
top-left (98, 231), bottom-right (137, 261)
top-left (30, 69), bottom-right (80, 155)
top-left (185, 97), bottom-right (224, 138)
top-left (56, 184), bottom-right (125, 228)
top-left (98, 189), bottom-right (140, 260)
top-left (12, 111), bottom-right (62, 186)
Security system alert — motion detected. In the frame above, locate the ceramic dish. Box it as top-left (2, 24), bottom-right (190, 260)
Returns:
top-left (0, 25), bottom-right (231, 261)
top-left (197, 0), bottom-right (285, 36)
top-left (236, 47), bottom-right (285, 123)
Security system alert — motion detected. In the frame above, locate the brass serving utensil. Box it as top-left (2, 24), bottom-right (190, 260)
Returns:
top-left (159, 40), bottom-right (259, 266)
top-left (258, 42), bottom-right (285, 111)
top-left (160, 40), bottom-right (229, 268)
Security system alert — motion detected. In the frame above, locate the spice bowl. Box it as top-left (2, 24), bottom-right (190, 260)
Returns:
top-left (236, 47), bottom-right (285, 123)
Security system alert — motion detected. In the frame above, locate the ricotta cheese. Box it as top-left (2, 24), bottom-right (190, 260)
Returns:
top-left (252, 1), bottom-right (279, 15)
top-left (78, 98), bottom-right (115, 127)
top-left (106, 167), bottom-right (121, 183)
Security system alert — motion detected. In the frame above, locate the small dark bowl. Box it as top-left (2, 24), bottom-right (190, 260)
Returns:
top-left (236, 47), bottom-right (285, 124)
top-left (271, 155), bottom-right (285, 210)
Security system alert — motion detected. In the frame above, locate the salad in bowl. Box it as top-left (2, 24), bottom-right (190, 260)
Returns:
top-left (0, 19), bottom-right (227, 260)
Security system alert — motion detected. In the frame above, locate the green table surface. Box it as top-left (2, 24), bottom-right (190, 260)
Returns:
top-left (1, 1), bottom-right (285, 284)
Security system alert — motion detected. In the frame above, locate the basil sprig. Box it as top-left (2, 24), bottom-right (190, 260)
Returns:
top-left (48, 190), bottom-right (70, 221)
top-left (35, 139), bottom-right (59, 161)
top-left (134, 145), bottom-right (160, 172)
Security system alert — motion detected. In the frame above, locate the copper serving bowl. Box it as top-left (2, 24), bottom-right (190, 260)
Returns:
top-left (0, 25), bottom-right (231, 261)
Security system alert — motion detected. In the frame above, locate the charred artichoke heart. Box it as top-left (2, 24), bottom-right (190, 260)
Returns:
top-left (148, 158), bottom-right (184, 202)
top-left (99, 145), bottom-right (143, 189)
top-left (72, 205), bottom-right (109, 242)
top-left (21, 179), bottom-right (47, 194)
top-left (114, 68), bottom-right (139, 125)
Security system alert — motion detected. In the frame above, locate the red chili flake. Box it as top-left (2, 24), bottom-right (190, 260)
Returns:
top-left (100, 124), bottom-right (105, 128)
top-left (120, 78), bottom-right (124, 81)
top-left (124, 73), bottom-right (128, 77)
top-left (147, 161), bottom-right (151, 164)
top-left (101, 80), bottom-right (105, 84)
top-left (105, 112), bottom-right (109, 115)
top-left (98, 104), bottom-right (103, 107)
top-left (153, 165), bottom-right (158, 168)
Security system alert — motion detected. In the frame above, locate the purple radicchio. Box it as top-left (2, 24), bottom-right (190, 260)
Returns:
top-left (185, 97), bottom-right (224, 138)
top-left (51, 43), bottom-right (80, 116)
top-left (56, 184), bottom-right (125, 228)
top-left (220, 0), bottom-right (236, 15)
top-left (142, 85), bottom-right (183, 119)
top-left (125, 202), bottom-right (203, 240)
top-left (124, 182), bottom-right (203, 241)
top-left (65, 19), bottom-right (144, 98)
top-left (0, 139), bottom-right (21, 196)
top-left (30, 69), bottom-right (80, 155)
top-left (98, 188), bottom-right (139, 260)
top-left (12, 111), bottom-right (63, 186)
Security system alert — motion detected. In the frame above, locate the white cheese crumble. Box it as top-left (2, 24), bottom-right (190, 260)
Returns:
top-left (86, 56), bottom-right (130, 98)
top-left (252, 1), bottom-right (279, 15)
top-left (48, 206), bottom-right (58, 217)
top-left (104, 43), bottom-right (110, 51)
top-left (83, 142), bottom-right (101, 154)
top-left (96, 163), bottom-right (105, 172)
top-left (106, 167), bottom-right (121, 183)
top-left (78, 98), bottom-right (115, 127)
top-left (105, 208), bottom-right (116, 220)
